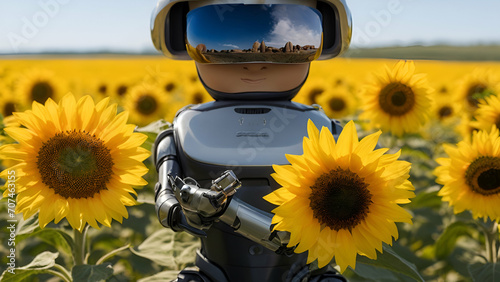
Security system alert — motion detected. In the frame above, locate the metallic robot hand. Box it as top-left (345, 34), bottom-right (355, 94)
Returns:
top-left (168, 170), bottom-right (241, 230)
top-left (169, 170), bottom-right (293, 254)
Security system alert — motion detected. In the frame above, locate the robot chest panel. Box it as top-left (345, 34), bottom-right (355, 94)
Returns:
top-left (175, 104), bottom-right (332, 167)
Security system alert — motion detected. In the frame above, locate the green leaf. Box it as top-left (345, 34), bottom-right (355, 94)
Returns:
top-left (471, 88), bottom-right (495, 101)
top-left (0, 270), bottom-right (64, 282)
top-left (136, 193), bottom-right (155, 205)
top-left (344, 263), bottom-right (401, 282)
top-left (356, 244), bottom-right (424, 282)
top-left (130, 229), bottom-right (200, 269)
top-left (17, 228), bottom-right (75, 255)
top-left (133, 119), bottom-right (169, 153)
top-left (18, 251), bottom-right (59, 270)
top-left (38, 229), bottom-right (75, 255)
top-left (435, 221), bottom-right (474, 259)
top-left (137, 270), bottom-right (180, 282)
top-left (95, 244), bottom-right (131, 265)
top-left (129, 229), bottom-right (177, 268)
top-left (406, 185), bottom-right (442, 209)
top-left (0, 251), bottom-right (61, 281)
top-left (134, 119), bottom-right (171, 134)
top-left (0, 112), bottom-right (4, 135)
top-left (468, 262), bottom-right (500, 282)
top-left (71, 263), bottom-right (114, 282)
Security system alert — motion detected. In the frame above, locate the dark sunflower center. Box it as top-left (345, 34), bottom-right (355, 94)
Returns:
top-left (136, 94), bottom-right (158, 115)
top-left (165, 82), bottom-right (176, 93)
top-left (193, 92), bottom-right (204, 104)
top-left (36, 130), bottom-right (114, 199)
top-left (391, 91), bottom-right (407, 106)
top-left (438, 106), bottom-right (453, 119)
top-left (495, 116), bottom-right (500, 131)
top-left (98, 84), bottom-right (107, 95)
top-left (378, 83), bottom-right (415, 116)
top-left (465, 156), bottom-right (500, 195)
top-left (117, 85), bottom-right (128, 96)
top-left (308, 88), bottom-right (324, 104)
top-left (3, 102), bottom-right (16, 117)
top-left (31, 81), bottom-right (54, 104)
top-left (466, 83), bottom-right (487, 108)
top-left (329, 97), bottom-right (346, 112)
top-left (309, 168), bottom-right (372, 231)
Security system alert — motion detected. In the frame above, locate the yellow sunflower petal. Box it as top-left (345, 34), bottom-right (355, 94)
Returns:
top-left (333, 120), bottom-right (358, 159)
top-left (0, 94), bottom-right (149, 232)
top-left (264, 119), bottom-right (413, 273)
top-left (315, 228), bottom-right (337, 268)
top-left (434, 128), bottom-right (500, 221)
top-left (360, 60), bottom-right (432, 136)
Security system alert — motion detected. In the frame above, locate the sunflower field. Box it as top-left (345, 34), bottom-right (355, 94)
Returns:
top-left (0, 55), bottom-right (500, 282)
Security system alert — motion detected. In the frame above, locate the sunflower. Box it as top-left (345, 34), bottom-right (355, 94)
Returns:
top-left (264, 120), bottom-right (414, 272)
top-left (331, 75), bottom-right (348, 88)
top-left (124, 83), bottom-right (170, 126)
top-left (295, 77), bottom-right (329, 105)
top-left (111, 80), bottom-right (132, 99)
top-left (359, 60), bottom-right (433, 137)
top-left (469, 94), bottom-right (500, 133)
top-left (184, 83), bottom-right (212, 105)
top-left (435, 126), bottom-right (500, 221)
top-left (116, 84), bottom-right (129, 97)
top-left (434, 83), bottom-right (453, 97)
top-left (456, 114), bottom-right (479, 143)
top-left (159, 76), bottom-right (182, 97)
top-left (317, 86), bottom-right (358, 119)
top-left (455, 68), bottom-right (499, 114)
top-left (185, 69), bottom-right (200, 85)
top-left (0, 94), bottom-right (150, 232)
top-left (165, 63), bottom-right (200, 86)
top-left (0, 84), bottom-right (20, 127)
top-left (431, 94), bottom-right (461, 125)
top-left (15, 69), bottom-right (65, 108)
top-left (91, 80), bottom-right (110, 97)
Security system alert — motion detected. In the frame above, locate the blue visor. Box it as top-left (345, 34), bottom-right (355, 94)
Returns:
top-left (186, 4), bottom-right (323, 64)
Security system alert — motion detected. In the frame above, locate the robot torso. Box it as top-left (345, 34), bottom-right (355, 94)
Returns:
top-left (172, 99), bottom-right (341, 282)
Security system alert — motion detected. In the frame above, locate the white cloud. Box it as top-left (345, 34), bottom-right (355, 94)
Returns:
top-left (264, 6), bottom-right (322, 48)
top-left (222, 43), bottom-right (240, 49)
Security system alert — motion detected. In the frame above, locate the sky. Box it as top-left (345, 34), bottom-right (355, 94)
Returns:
top-left (186, 5), bottom-right (322, 50)
top-left (0, 0), bottom-right (499, 55)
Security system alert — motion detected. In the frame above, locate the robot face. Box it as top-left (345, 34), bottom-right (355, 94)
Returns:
top-left (185, 4), bottom-right (323, 64)
top-left (196, 62), bottom-right (310, 93)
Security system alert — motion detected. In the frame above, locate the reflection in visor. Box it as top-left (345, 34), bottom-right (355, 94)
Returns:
top-left (186, 4), bottom-right (323, 64)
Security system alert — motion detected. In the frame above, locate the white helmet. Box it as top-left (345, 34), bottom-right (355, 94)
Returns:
top-left (151, 0), bottom-right (352, 63)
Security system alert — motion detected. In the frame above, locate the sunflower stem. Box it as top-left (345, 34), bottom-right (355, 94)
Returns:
top-left (52, 264), bottom-right (73, 282)
top-left (73, 224), bottom-right (89, 266)
top-left (46, 269), bottom-right (72, 282)
top-left (481, 219), bottom-right (498, 264)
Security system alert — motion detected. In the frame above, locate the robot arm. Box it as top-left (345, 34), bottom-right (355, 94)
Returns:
top-left (168, 171), bottom-right (293, 254)
top-left (155, 129), bottom-right (292, 252)
top-left (154, 128), bottom-right (207, 237)
top-left (219, 197), bottom-right (292, 254)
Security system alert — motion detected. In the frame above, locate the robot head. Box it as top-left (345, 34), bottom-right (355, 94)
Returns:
top-left (151, 0), bottom-right (352, 100)
top-left (151, 0), bottom-right (352, 62)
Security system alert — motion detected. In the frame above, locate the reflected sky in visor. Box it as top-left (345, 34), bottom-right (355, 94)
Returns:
top-left (186, 4), bottom-right (323, 51)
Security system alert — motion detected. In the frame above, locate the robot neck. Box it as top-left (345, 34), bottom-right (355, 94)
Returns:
top-left (197, 69), bottom-right (309, 101)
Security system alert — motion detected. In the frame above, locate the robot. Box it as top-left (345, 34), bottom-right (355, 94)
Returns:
top-left (150, 1), bottom-right (352, 281)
